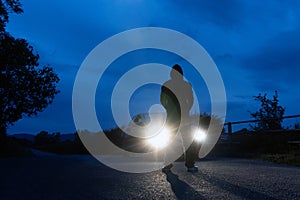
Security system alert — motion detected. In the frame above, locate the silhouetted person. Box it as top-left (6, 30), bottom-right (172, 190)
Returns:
top-left (160, 64), bottom-right (199, 172)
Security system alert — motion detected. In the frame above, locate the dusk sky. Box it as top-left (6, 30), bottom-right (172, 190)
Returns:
top-left (6, 0), bottom-right (300, 134)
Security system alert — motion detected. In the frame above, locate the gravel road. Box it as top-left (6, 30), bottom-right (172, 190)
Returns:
top-left (0, 154), bottom-right (299, 199)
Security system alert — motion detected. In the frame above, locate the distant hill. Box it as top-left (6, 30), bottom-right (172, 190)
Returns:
top-left (11, 133), bottom-right (76, 142)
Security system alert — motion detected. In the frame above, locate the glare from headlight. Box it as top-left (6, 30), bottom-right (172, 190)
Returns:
top-left (194, 128), bottom-right (207, 142)
top-left (147, 128), bottom-right (170, 149)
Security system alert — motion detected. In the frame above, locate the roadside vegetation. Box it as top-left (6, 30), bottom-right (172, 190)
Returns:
top-left (210, 91), bottom-right (300, 166)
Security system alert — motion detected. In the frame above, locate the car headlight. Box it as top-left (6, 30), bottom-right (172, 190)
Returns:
top-left (193, 128), bottom-right (207, 143)
top-left (147, 127), bottom-right (171, 149)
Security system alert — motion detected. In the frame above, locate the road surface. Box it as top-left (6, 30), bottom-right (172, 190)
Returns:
top-left (0, 154), bottom-right (299, 199)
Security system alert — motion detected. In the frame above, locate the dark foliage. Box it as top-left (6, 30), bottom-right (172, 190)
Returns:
top-left (0, 0), bottom-right (23, 32)
top-left (104, 127), bottom-right (124, 148)
top-left (0, 0), bottom-right (59, 135)
top-left (32, 132), bottom-right (88, 154)
top-left (209, 129), bottom-right (300, 159)
top-left (34, 131), bottom-right (60, 146)
top-left (0, 136), bottom-right (33, 157)
top-left (250, 91), bottom-right (285, 131)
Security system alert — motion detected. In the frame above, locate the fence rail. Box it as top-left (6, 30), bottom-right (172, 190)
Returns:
top-left (224, 114), bottom-right (300, 134)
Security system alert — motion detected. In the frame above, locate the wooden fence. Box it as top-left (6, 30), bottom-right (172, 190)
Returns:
top-left (224, 114), bottom-right (300, 134)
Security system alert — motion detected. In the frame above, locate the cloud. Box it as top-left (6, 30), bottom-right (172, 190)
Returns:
top-left (226, 100), bottom-right (254, 122)
top-left (242, 28), bottom-right (300, 91)
top-left (171, 0), bottom-right (243, 28)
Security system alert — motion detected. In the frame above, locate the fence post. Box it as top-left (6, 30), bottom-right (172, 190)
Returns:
top-left (228, 122), bottom-right (232, 135)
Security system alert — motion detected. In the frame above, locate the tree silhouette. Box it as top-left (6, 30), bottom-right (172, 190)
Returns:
top-left (34, 131), bottom-right (60, 146)
top-left (0, 0), bottom-right (60, 136)
top-left (250, 91), bottom-right (285, 131)
top-left (0, 0), bottom-right (23, 32)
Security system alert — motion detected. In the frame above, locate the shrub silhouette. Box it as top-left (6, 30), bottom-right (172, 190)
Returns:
top-left (250, 91), bottom-right (285, 131)
top-left (34, 131), bottom-right (60, 146)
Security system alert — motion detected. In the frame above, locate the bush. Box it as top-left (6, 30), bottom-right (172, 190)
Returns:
top-left (250, 91), bottom-right (285, 131)
top-left (0, 136), bottom-right (33, 157)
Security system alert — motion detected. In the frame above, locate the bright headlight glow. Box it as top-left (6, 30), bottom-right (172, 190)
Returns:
top-left (194, 128), bottom-right (207, 142)
top-left (147, 128), bottom-right (170, 149)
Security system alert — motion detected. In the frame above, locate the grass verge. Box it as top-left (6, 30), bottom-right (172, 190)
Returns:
top-left (257, 153), bottom-right (300, 166)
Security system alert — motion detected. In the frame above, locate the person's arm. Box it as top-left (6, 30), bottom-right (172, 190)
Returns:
top-left (160, 85), bottom-right (168, 108)
top-left (186, 83), bottom-right (194, 111)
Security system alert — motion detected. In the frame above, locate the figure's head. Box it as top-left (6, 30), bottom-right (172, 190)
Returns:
top-left (171, 64), bottom-right (183, 79)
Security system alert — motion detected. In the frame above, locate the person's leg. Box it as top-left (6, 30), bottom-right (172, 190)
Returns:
top-left (185, 142), bottom-right (196, 168)
top-left (162, 117), bottom-right (180, 172)
top-left (185, 141), bottom-right (201, 171)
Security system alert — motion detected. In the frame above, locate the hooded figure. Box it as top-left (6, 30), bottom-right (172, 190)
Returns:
top-left (160, 64), bottom-right (193, 129)
top-left (160, 64), bottom-right (199, 172)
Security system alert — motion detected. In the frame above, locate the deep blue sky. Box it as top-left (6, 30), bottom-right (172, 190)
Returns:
top-left (6, 0), bottom-right (300, 134)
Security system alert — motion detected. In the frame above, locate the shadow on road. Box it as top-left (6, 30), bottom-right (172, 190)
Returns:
top-left (163, 171), bottom-right (207, 200)
top-left (193, 172), bottom-right (278, 200)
